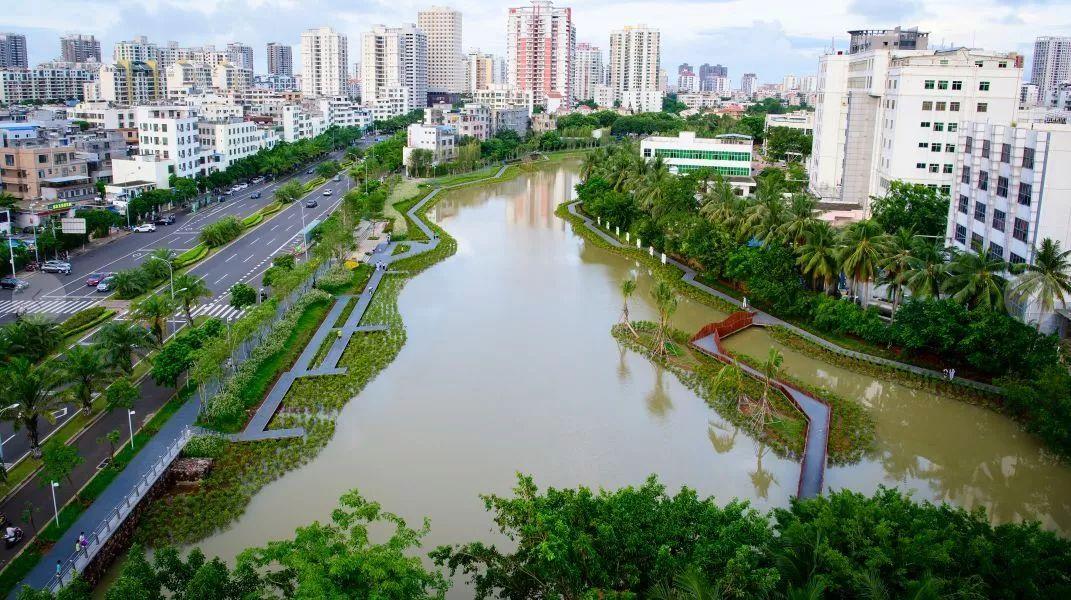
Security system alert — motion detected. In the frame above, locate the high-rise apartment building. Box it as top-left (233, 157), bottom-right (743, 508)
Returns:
top-left (227, 42), bottom-right (254, 72)
top-left (98, 60), bottom-right (163, 105)
top-left (114, 36), bottom-right (158, 63)
top-left (267, 43), bottom-right (293, 77)
top-left (361, 24), bottom-right (428, 112)
top-left (466, 51), bottom-right (496, 93)
top-left (0, 66), bottom-right (95, 104)
top-left (418, 6), bottom-right (464, 94)
top-left (0, 33), bottom-right (29, 69)
top-left (301, 27), bottom-right (348, 97)
top-left (808, 53), bottom-right (850, 200)
top-left (61, 34), bottom-right (101, 63)
top-left (506, 0), bottom-right (575, 108)
top-left (1030, 37), bottom-right (1071, 106)
top-left (608, 26), bottom-right (660, 93)
top-left (699, 63), bottom-right (727, 92)
top-left (740, 73), bottom-right (758, 96)
top-left (573, 43), bottom-right (604, 101)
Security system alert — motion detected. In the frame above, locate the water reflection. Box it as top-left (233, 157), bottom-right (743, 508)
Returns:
top-left (644, 364), bottom-right (674, 418)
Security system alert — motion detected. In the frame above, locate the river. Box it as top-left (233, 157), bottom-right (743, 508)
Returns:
top-left (187, 159), bottom-right (1071, 593)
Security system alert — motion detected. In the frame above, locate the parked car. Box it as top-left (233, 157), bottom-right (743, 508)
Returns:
top-left (154, 214), bottom-right (176, 225)
top-left (322, 189), bottom-right (332, 196)
top-left (305, 198), bottom-right (319, 208)
top-left (0, 276), bottom-right (27, 290)
top-left (333, 175), bottom-right (341, 182)
top-left (251, 192), bottom-right (261, 199)
top-left (133, 223), bottom-right (156, 233)
top-left (96, 275), bottom-right (115, 292)
top-left (85, 272), bottom-right (110, 286)
top-left (236, 183), bottom-right (248, 190)
top-left (223, 189), bottom-right (234, 195)
top-left (41, 260), bottom-right (72, 275)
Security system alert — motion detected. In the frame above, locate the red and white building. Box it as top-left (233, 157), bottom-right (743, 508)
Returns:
top-left (506, 0), bottom-right (575, 109)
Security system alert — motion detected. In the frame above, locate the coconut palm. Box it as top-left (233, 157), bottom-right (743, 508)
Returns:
top-left (60, 344), bottom-right (112, 414)
top-left (4, 314), bottom-right (60, 362)
top-left (580, 148), bottom-right (604, 180)
top-left (96, 321), bottom-right (156, 374)
top-left (795, 221), bottom-right (840, 295)
top-left (711, 360), bottom-right (748, 413)
top-left (650, 281), bottom-right (679, 357)
top-left (838, 219), bottom-right (890, 307)
top-left (650, 565), bottom-right (725, 600)
top-left (877, 228), bottom-right (916, 316)
top-left (132, 294), bottom-right (176, 345)
top-left (0, 357), bottom-right (64, 456)
top-left (636, 159), bottom-right (673, 215)
top-left (619, 279), bottom-right (639, 338)
top-left (941, 249), bottom-right (1010, 311)
top-left (1010, 238), bottom-right (1071, 330)
top-left (755, 348), bottom-right (784, 431)
top-left (173, 273), bottom-right (212, 323)
top-left (903, 241), bottom-right (948, 300)
top-left (739, 182), bottom-right (789, 243)
top-left (142, 247), bottom-right (177, 282)
top-left (778, 193), bottom-right (820, 247)
top-left (700, 177), bottom-right (747, 233)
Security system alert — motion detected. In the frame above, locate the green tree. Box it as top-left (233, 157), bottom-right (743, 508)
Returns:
top-left (143, 248), bottom-right (177, 283)
top-left (60, 344), bottom-right (112, 414)
top-left (764, 127), bottom-right (813, 161)
top-left (0, 358), bottom-right (64, 455)
top-left (869, 181), bottom-right (950, 238)
top-left (3, 314), bottom-right (61, 362)
top-left (111, 268), bottom-right (152, 299)
top-left (877, 228), bottom-right (916, 316)
top-left (407, 148), bottom-right (434, 177)
top-left (39, 438), bottom-right (83, 489)
top-left (199, 216), bottom-right (243, 247)
top-left (133, 294), bottom-right (176, 345)
top-left (97, 321), bottom-right (155, 374)
top-left (315, 160), bottom-right (341, 179)
top-left (619, 279), bottom-right (638, 338)
top-left (942, 249), bottom-right (1011, 312)
top-left (903, 241), bottom-right (947, 300)
top-left (712, 360), bottom-right (748, 413)
top-left (838, 219), bottom-right (890, 308)
top-left (105, 377), bottom-right (139, 414)
top-left (16, 577), bottom-right (91, 600)
top-left (173, 273), bottom-right (211, 323)
top-left (98, 428), bottom-right (121, 459)
top-left (1010, 238), bottom-right (1071, 330)
top-left (795, 221), bottom-right (840, 294)
top-left (229, 283), bottom-right (257, 310)
top-left (650, 280), bottom-right (679, 357)
top-left (274, 180), bottom-right (305, 204)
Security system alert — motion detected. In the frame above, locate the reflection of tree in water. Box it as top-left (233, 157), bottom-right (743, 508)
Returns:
top-left (707, 421), bottom-right (738, 454)
top-left (750, 442), bottom-right (776, 500)
top-left (645, 363), bottom-right (673, 417)
top-left (616, 342), bottom-right (631, 381)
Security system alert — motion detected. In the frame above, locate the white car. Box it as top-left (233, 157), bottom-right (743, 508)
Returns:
top-left (322, 189), bottom-right (333, 196)
top-left (133, 223), bottom-right (156, 233)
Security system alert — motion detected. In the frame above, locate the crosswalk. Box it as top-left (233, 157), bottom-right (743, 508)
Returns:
top-left (0, 298), bottom-right (100, 316)
top-left (189, 301), bottom-right (247, 322)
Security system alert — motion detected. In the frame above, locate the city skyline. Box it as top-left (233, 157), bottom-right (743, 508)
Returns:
top-left (4, 0), bottom-right (1068, 83)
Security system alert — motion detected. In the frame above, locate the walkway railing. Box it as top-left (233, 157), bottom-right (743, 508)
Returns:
top-left (45, 426), bottom-right (194, 593)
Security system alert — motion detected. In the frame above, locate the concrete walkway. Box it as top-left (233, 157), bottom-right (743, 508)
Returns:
top-left (564, 201), bottom-right (1000, 395)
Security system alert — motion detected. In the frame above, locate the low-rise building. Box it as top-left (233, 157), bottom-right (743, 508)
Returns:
top-left (678, 92), bottom-right (721, 111)
top-left (1, 141), bottom-right (94, 204)
top-left (280, 104), bottom-right (326, 142)
top-left (640, 131), bottom-right (755, 194)
top-left (531, 112), bottom-right (557, 133)
top-left (364, 87), bottom-right (411, 121)
top-left (198, 118), bottom-right (272, 172)
top-left (472, 84), bottom-right (534, 116)
top-left (491, 107), bottom-right (529, 137)
top-left (765, 110), bottom-right (815, 135)
top-left (70, 101), bottom-right (137, 130)
top-left (443, 103), bottom-right (491, 140)
top-left (402, 122), bottom-right (456, 174)
top-left (945, 121), bottom-right (1071, 332)
top-left (70, 129), bottom-right (129, 183)
top-left (314, 96), bottom-right (372, 129)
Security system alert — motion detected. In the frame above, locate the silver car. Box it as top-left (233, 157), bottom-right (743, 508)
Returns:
top-left (41, 260), bottom-right (72, 275)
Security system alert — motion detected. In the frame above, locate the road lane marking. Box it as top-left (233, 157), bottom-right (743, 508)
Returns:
top-left (225, 253), bottom-right (237, 262)
top-left (243, 254), bottom-right (254, 263)
top-left (214, 275), bottom-right (228, 284)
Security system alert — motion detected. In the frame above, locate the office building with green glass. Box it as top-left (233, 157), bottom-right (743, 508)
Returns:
top-left (640, 131), bottom-right (755, 194)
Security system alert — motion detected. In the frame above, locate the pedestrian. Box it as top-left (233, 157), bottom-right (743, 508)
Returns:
top-left (950, 368), bottom-right (956, 380)
top-left (56, 560), bottom-right (62, 577)
top-left (78, 531), bottom-right (88, 554)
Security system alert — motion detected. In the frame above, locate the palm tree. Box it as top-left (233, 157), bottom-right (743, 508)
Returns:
top-left (903, 240), bottom-right (947, 301)
top-left (778, 194), bottom-right (820, 247)
top-left (795, 221), bottom-right (840, 295)
top-left (711, 360), bottom-right (747, 413)
top-left (619, 279), bottom-right (639, 338)
top-left (942, 249), bottom-right (1010, 311)
top-left (1010, 238), bottom-right (1071, 330)
top-left (636, 159), bottom-right (672, 215)
top-left (838, 219), bottom-right (890, 307)
top-left (132, 294), bottom-right (176, 345)
top-left (650, 565), bottom-right (725, 600)
top-left (96, 321), bottom-right (156, 374)
top-left (173, 273), bottom-right (212, 323)
top-left (580, 148), bottom-right (603, 181)
top-left (755, 348), bottom-right (783, 431)
top-left (5, 314), bottom-right (60, 362)
top-left (143, 247), bottom-right (176, 281)
top-left (60, 344), bottom-right (112, 414)
top-left (739, 181), bottom-right (789, 243)
top-left (651, 281), bottom-right (679, 357)
top-left (0, 357), bottom-right (64, 456)
top-left (878, 228), bottom-right (915, 316)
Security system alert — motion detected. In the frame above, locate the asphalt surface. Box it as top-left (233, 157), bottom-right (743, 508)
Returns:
top-left (0, 136), bottom-right (372, 471)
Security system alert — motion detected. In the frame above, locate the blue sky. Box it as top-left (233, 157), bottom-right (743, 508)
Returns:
top-left (3, 0), bottom-right (1069, 84)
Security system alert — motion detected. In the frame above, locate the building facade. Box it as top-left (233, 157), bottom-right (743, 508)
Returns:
top-left (640, 131), bottom-right (753, 177)
top-left (301, 27), bottom-right (348, 98)
top-left (0, 143), bottom-right (93, 204)
top-left (362, 24), bottom-right (428, 112)
top-left (466, 51), bottom-right (496, 93)
top-left (0, 33), bottom-right (29, 69)
top-left (418, 6), bottom-right (464, 94)
top-left (506, 0), bottom-right (574, 108)
top-left (573, 43), bottom-right (604, 102)
top-left (98, 60), bottom-right (162, 105)
top-left (1030, 36), bottom-right (1071, 104)
top-left (61, 34), bottom-right (101, 63)
top-left (0, 66), bottom-right (94, 103)
top-left (266, 43), bottom-right (293, 77)
top-left (472, 84), bottom-right (534, 115)
top-left (608, 25), bottom-right (659, 95)
top-left (226, 43), bottom-right (254, 72)
top-left (403, 123), bottom-right (457, 173)
top-left (131, 105), bottom-right (202, 179)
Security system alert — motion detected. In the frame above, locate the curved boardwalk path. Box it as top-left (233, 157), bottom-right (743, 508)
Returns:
top-left (564, 201), bottom-right (1000, 395)
top-left (688, 313), bottom-right (829, 498)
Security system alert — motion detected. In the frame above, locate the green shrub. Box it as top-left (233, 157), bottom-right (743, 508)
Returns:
top-left (57, 306), bottom-right (109, 336)
top-left (314, 265), bottom-right (354, 292)
top-left (174, 243), bottom-right (209, 267)
top-left (183, 435), bottom-right (227, 459)
top-left (200, 216), bottom-right (243, 247)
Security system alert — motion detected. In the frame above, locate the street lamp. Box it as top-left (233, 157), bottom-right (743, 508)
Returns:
top-left (0, 403), bottom-right (20, 466)
top-left (127, 410), bottom-right (136, 450)
top-left (299, 203), bottom-right (309, 261)
top-left (147, 256), bottom-right (175, 301)
top-left (4, 209), bottom-right (15, 278)
top-left (50, 481), bottom-right (60, 527)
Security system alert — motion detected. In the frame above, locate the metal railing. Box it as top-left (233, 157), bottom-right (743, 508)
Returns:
top-left (45, 426), bottom-right (194, 593)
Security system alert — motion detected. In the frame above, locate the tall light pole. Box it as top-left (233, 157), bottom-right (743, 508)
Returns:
top-left (299, 203), bottom-right (309, 261)
top-left (50, 481), bottom-right (60, 526)
top-left (127, 410), bottom-right (136, 450)
top-left (0, 403), bottom-right (20, 466)
top-left (4, 209), bottom-right (15, 277)
top-left (147, 256), bottom-right (175, 301)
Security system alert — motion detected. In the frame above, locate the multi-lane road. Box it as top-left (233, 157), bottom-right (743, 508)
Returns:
top-left (0, 138), bottom-right (370, 467)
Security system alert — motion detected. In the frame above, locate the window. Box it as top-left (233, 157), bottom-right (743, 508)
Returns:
top-left (919, 141), bottom-right (929, 148)
top-left (1018, 182), bottom-right (1032, 205)
top-left (964, 136), bottom-right (973, 152)
top-left (922, 101), bottom-right (933, 111)
top-left (948, 123), bottom-right (958, 132)
top-left (977, 102), bottom-right (988, 112)
top-left (1013, 218), bottom-right (1029, 242)
top-left (950, 102), bottom-right (961, 111)
top-left (920, 121), bottom-right (931, 128)
top-left (916, 162), bottom-right (927, 169)
top-left (934, 122), bottom-right (945, 131)
top-left (996, 176), bottom-right (1009, 198)
top-left (974, 201), bottom-right (987, 222)
top-left (938, 80), bottom-right (949, 90)
top-left (1000, 143), bottom-right (1011, 163)
top-left (999, 61), bottom-right (1008, 68)
top-left (1010, 253), bottom-right (1025, 265)
top-left (971, 233), bottom-right (984, 252)
top-left (945, 144), bottom-right (956, 152)
top-left (936, 101), bottom-right (947, 111)
top-left (931, 143), bottom-right (942, 152)
top-left (993, 209), bottom-right (1006, 232)
top-left (955, 225), bottom-right (967, 244)
top-left (989, 243), bottom-right (1004, 261)
top-left (1023, 147), bottom-right (1034, 169)
top-left (982, 140), bottom-right (990, 158)
top-left (929, 164), bottom-right (940, 173)
top-left (961, 166), bottom-right (971, 184)
top-left (975, 60), bottom-right (984, 67)
top-left (979, 171), bottom-right (989, 190)
top-left (940, 185), bottom-right (951, 195)
top-left (924, 80), bottom-right (935, 89)
top-left (943, 164), bottom-right (954, 174)
top-left (958, 195), bottom-right (969, 214)
top-left (952, 80), bottom-right (963, 90)
top-left (979, 81), bottom-right (990, 91)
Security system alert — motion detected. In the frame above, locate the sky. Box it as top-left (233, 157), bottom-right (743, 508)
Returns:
top-left (4, 0), bottom-right (1071, 84)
